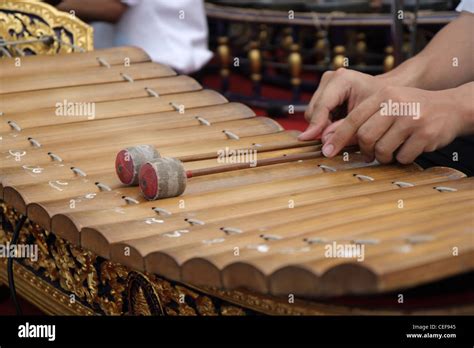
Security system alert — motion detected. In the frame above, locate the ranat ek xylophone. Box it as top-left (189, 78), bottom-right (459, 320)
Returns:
top-left (0, 47), bottom-right (472, 315)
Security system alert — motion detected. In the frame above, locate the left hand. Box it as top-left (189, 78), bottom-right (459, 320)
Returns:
top-left (321, 85), bottom-right (472, 164)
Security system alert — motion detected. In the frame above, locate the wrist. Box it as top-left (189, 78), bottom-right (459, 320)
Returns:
top-left (457, 83), bottom-right (474, 136)
top-left (445, 82), bottom-right (474, 136)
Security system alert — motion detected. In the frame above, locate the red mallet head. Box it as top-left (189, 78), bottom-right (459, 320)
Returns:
top-left (139, 157), bottom-right (187, 200)
top-left (115, 145), bottom-right (161, 185)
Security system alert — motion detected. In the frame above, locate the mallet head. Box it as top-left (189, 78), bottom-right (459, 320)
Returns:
top-left (115, 145), bottom-right (161, 185)
top-left (139, 157), bottom-right (187, 200)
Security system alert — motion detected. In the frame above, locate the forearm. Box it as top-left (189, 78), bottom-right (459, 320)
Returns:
top-left (377, 12), bottom-right (474, 90)
top-left (449, 81), bottom-right (474, 136)
top-left (57, 0), bottom-right (127, 23)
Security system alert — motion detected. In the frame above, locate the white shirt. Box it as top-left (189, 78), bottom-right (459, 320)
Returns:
top-left (456, 0), bottom-right (474, 13)
top-left (93, 0), bottom-right (212, 74)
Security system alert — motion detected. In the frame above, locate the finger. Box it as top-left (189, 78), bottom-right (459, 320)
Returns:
top-left (299, 105), bottom-right (332, 140)
top-left (300, 71), bottom-right (352, 140)
top-left (357, 111), bottom-right (395, 162)
top-left (298, 119), bottom-right (331, 141)
top-left (321, 119), bottom-right (341, 142)
top-left (322, 90), bottom-right (382, 157)
top-left (395, 134), bottom-right (426, 164)
top-left (373, 121), bottom-right (410, 164)
top-left (321, 119), bottom-right (359, 145)
top-left (304, 71), bottom-right (335, 122)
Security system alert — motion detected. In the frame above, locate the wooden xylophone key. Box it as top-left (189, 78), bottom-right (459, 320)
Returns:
top-left (51, 163), bottom-right (422, 246)
top-left (0, 62), bottom-right (176, 94)
top-left (24, 152), bottom-right (369, 233)
top-left (0, 131), bottom-right (315, 191)
top-left (2, 132), bottom-right (314, 216)
top-left (1, 103), bottom-right (255, 148)
top-left (324, 223), bottom-right (473, 295)
top-left (136, 146), bottom-right (358, 200)
top-left (0, 75), bottom-right (201, 115)
top-left (1, 117), bottom-right (282, 170)
top-left (0, 89), bottom-right (227, 132)
top-left (84, 167), bottom-right (467, 260)
top-left (2, 129), bottom-right (303, 171)
top-left (0, 103), bottom-right (262, 152)
top-left (271, 208), bottom-right (473, 297)
top-left (3, 147), bottom-right (317, 211)
top-left (154, 179), bottom-right (472, 287)
top-left (225, 193), bottom-right (474, 294)
top-left (0, 46), bottom-right (151, 78)
top-left (0, 103), bottom-right (255, 163)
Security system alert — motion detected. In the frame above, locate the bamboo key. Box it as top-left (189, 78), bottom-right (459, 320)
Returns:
top-left (49, 164), bottom-right (422, 244)
top-left (2, 146), bottom-right (324, 213)
top-left (1, 117), bottom-right (282, 170)
top-left (282, 215), bottom-right (474, 296)
top-left (105, 181), bottom-right (471, 280)
top-left (0, 103), bottom-right (258, 172)
top-left (136, 184), bottom-right (472, 283)
top-left (1, 103), bottom-right (255, 148)
top-left (84, 169), bottom-right (467, 259)
top-left (0, 132), bottom-right (320, 192)
top-left (271, 212), bottom-right (473, 297)
top-left (1, 89), bottom-right (228, 133)
top-left (22, 152), bottom-right (372, 232)
top-left (0, 62), bottom-right (176, 94)
top-left (136, 146), bottom-right (359, 200)
top-left (0, 46), bottom-right (151, 79)
top-left (0, 75), bottom-right (199, 115)
top-left (257, 212), bottom-right (474, 298)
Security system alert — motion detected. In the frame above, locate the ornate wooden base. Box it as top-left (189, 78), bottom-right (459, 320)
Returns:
top-left (0, 259), bottom-right (94, 315)
top-left (1, 202), bottom-right (472, 316)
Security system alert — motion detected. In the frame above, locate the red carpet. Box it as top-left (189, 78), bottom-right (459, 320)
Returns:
top-left (201, 72), bottom-right (313, 132)
top-left (0, 285), bottom-right (43, 315)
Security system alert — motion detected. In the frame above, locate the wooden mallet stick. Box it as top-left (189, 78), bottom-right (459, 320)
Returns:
top-left (138, 145), bottom-right (359, 200)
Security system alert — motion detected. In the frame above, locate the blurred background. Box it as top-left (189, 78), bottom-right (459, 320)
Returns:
top-left (1, 0), bottom-right (462, 131)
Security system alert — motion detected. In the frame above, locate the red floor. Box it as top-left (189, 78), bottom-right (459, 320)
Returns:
top-left (0, 285), bottom-right (43, 315)
top-left (201, 72), bottom-right (313, 132)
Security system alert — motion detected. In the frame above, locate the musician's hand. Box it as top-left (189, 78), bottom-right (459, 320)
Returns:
top-left (299, 68), bottom-right (389, 141)
top-left (321, 84), bottom-right (474, 164)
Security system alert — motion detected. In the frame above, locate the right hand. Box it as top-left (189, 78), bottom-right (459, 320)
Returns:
top-left (299, 68), bottom-right (390, 142)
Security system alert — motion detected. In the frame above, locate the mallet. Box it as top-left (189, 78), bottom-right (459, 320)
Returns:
top-left (138, 146), bottom-right (358, 200)
top-left (115, 139), bottom-right (322, 186)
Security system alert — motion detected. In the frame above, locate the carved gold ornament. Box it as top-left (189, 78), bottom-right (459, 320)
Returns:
top-left (0, 0), bottom-right (93, 57)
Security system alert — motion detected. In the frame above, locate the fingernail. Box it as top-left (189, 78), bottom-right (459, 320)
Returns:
top-left (322, 132), bottom-right (334, 144)
top-left (322, 143), bottom-right (334, 157)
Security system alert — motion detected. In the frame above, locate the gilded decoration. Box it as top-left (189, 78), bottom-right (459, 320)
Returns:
top-left (0, 203), bottom-right (251, 316)
top-left (0, 0), bottom-right (93, 57)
